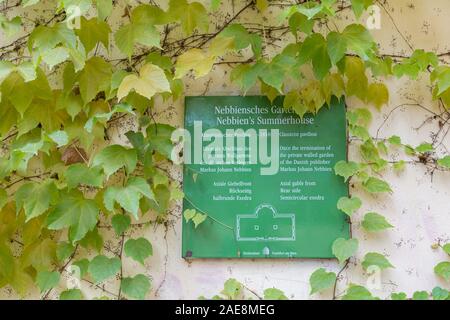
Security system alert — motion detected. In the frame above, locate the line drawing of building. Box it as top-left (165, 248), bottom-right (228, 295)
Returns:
top-left (236, 204), bottom-right (296, 242)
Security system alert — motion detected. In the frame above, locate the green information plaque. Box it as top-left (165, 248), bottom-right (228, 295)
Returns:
top-left (181, 96), bottom-right (349, 258)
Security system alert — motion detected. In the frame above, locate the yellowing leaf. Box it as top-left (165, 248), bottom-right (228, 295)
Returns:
top-left (174, 48), bottom-right (215, 79)
top-left (117, 63), bottom-right (170, 101)
top-left (256, 0), bottom-right (269, 11)
top-left (367, 82), bottom-right (389, 109)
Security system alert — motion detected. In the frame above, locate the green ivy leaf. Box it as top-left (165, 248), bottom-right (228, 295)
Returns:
top-left (415, 142), bottom-right (433, 153)
top-left (111, 214), bottom-right (131, 236)
top-left (327, 24), bottom-right (374, 63)
top-left (168, 0), bottom-right (209, 35)
top-left (221, 278), bottom-right (242, 299)
top-left (76, 17), bottom-right (110, 53)
top-left (104, 177), bottom-right (155, 218)
top-left (85, 103), bottom-right (134, 133)
top-left (332, 238), bottom-right (358, 264)
top-left (434, 261), bottom-right (450, 281)
top-left (350, 0), bottom-right (373, 18)
top-left (391, 292), bottom-right (407, 300)
top-left (394, 49), bottom-right (438, 79)
top-left (60, 288), bottom-right (83, 300)
top-left (92, 144), bottom-right (137, 178)
top-left (36, 270), bottom-right (60, 293)
top-left (78, 57), bottom-right (112, 104)
top-left (15, 180), bottom-right (59, 222)
top-left (309, 268), bottom-right (336, 295)
top-left (65, 164), bottom-right (104, 189)
top-left (263, 288), bottom-right (288, 300)
top-left (337, 196), bottom-right (362, 217)
top-left (72, 259), bottom-right (89, 278)
top-left (432, 286), bottom-right (449, 300)
top-left (88, 255), bottom-right (121, 283)
top-left (46, 190), bottom-right (99, 243)
top-left (220, 24), bottom-right (262, 57)
top-left (114, 21), bottom-right (160, 58)
top-left (124, 237), bottom-right (153, 265)
top-left (361, 212), bottom-right (393, 232)
top-left (362, 177), bottom-right (392, 193)
top-left (334, 161), bottom-right (360, 181)
top-left (437, 156), bottom-right (450, 168)
top-left (388, 135), bottom-right (402, 146)
top-left (412, 291), bottom-right (429, 300)
top-left (442, 243), bottom-right (450, 255)
top-left (121, 274), bottom-right (151, 300)
top-left (342, 284), bottom-right (376, 300)
top-left (299, 33), bottom-right (331, 80)
top-left (361, 252), bottom-right (394, 271)
top-left (56, 241), bottom-right (75, 262)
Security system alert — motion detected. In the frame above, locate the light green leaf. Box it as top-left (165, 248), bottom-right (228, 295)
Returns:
top-left (412, 291), bottom-right (429, 300)
top-left (72, 259), bottom-right (89, 278)
top-left (104, 177), bottom-right (155, 218)
top-left (432, 286), bottom-right (449, 300)
top-left (437, 156), bottom-right (450, 168)
top-left (65, 164), bottom-right (104, 189)
top-left (332, 238), bottom-right (359, 264)
top-left (111, 214), bottom-right (131, 236)
top-left (350, 0), bottom-right (373, 18)
top-left (60, 288), bottom-right (83, 300)
top-left (16, 181), bottom-right (59, 222)
top-left (342, 285), bottom-right (376, 300)
top-left (56, 242), bottom-right (75, 262)
top-left (327, 24), bottom-right (374, 64)
top-left (221, 278), bottom-right (242, 299)
top-left (78, 57), bottom-right (112, 104)
top-left (168, 0), bottom-right (209, 35)
top-left (183, 209), bottom-right (196, 222)
top-left (114, 23), bottom-right (160, 58)
top-left (337, 196), bottom-right (362, 217)
top-left (391, 292), bottom-right (407, 300)
top-left (334, 161), bottom-right (360, 182)
top-left (220, 24), bottom-right (262, 57)
top-left (388, 135), bottom-right (402, 146)
top-left (443, 243), bottom-right (450, 255)
top-left (361, 212), bottom-right (393, 232)
top-left (299, 33), bottom-right (331, 80)
top-left (260, 53), bottom-right (296, 92)
top-left (121, 274), bottom-right (151, 300)
top-left (85, 103), bottom-right (134, 133)
top-left (361, 252), bottom-right (394, 271)
top-left (124, 237), bottom-right (153, 265)
top-left (363, 177), bottom-right (392, 193)
top-left (76, 17), bottom-right (110, 53)
top-left (36, 271), bottom-right (60, 293)
top-left (192, 213), bottom-right (207, 228)
top-left (46, 190), bottom-right (99, 243)
top-left (92, 144), bottom-right (137, 177)
top-left (394, 49), bottom-right (438, 79)
top-left (434, 261), bottom-right (450, 281)
top-left (263, 288), bottom-right (288, 300)
top-left (0, 15), bottom-right (22, 38)
top-left (96, 0), bottom-right (113, 21)
top-left (88, 255), bottom-right (121, 283)
top-left (415, 142), bottom-right (433, 153)
top-left (309, 268), bottom-right (336, 295)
